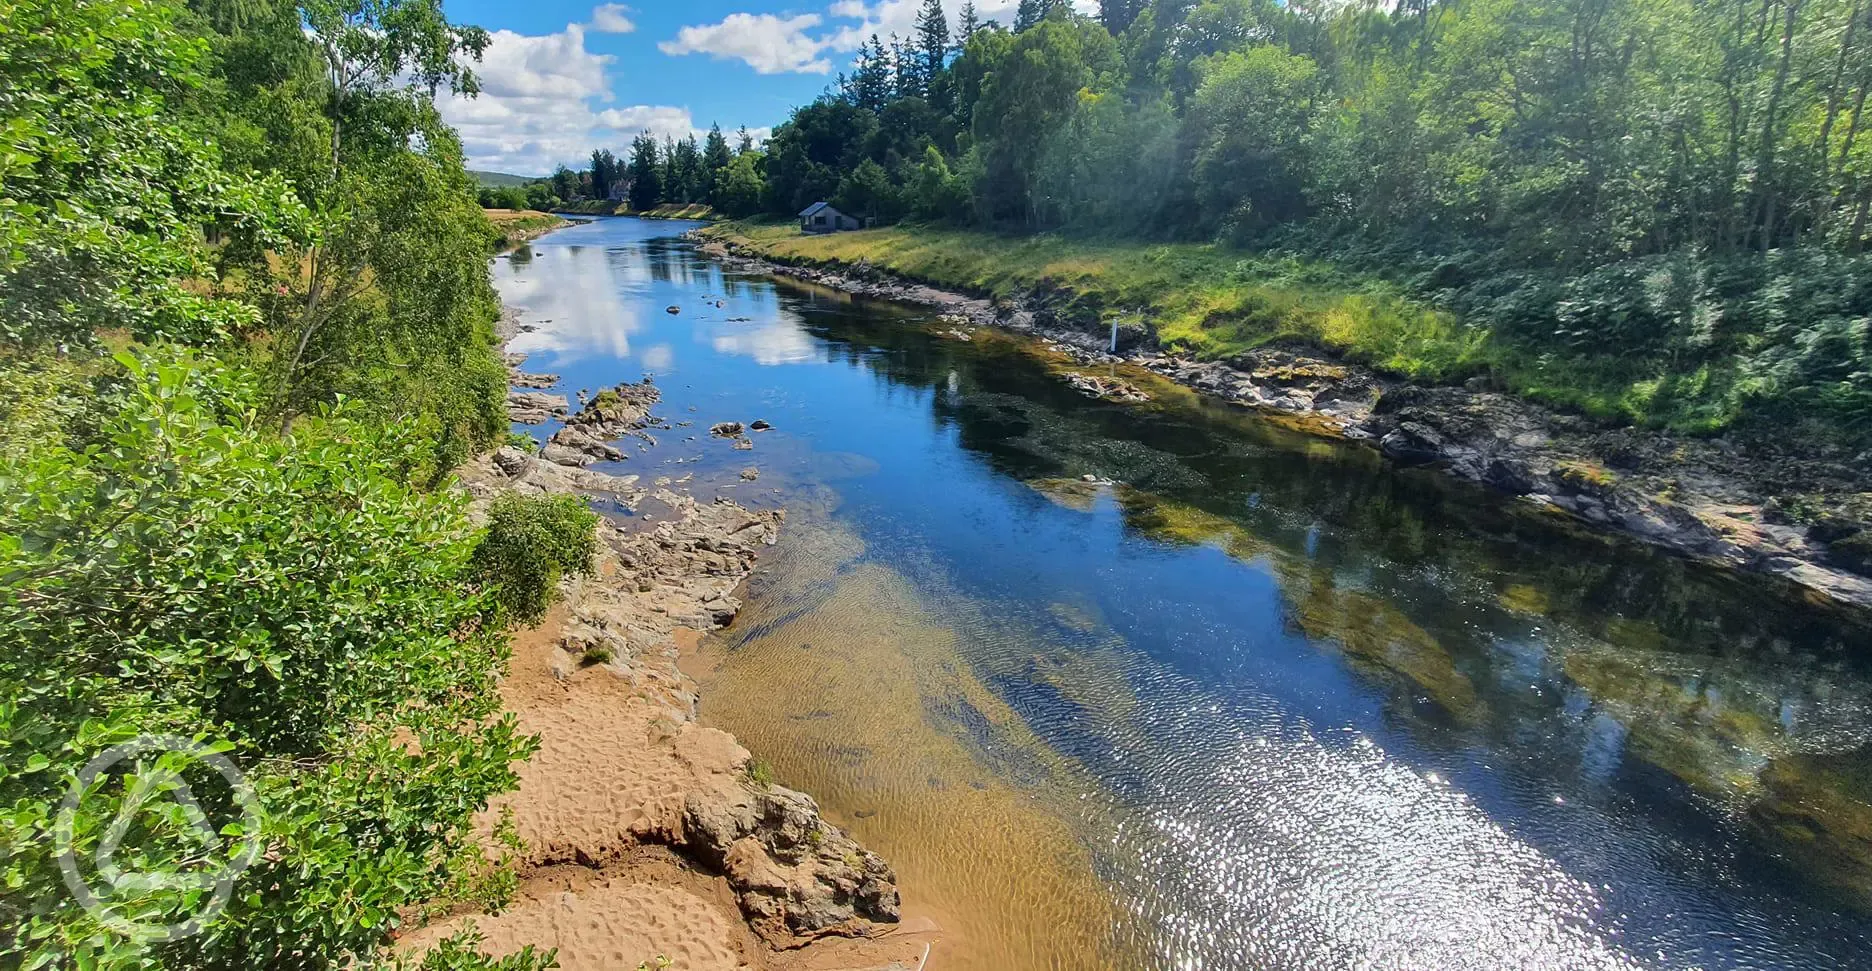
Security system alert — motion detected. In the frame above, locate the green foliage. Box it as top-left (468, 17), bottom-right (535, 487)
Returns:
top-left (0, 349), bottom-right (536, 968)
top-left (397, 926), bottom-right (557, 971)
top-left (470, 494), bottom-right (600, 627)
top-left (0, 0), bottom-right (308, 348)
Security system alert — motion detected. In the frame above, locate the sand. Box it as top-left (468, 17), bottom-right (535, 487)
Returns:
top-left (397, 455), bottom-right (938, 971)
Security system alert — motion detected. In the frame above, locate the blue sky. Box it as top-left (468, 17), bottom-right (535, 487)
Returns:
top-left (434, 0), bottom-right (1090, 175)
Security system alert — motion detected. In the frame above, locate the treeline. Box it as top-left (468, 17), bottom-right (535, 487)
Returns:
top-left (747, 0), bottom-right (1872, 441)
top-left (478, 125), bottom-right (767, 215)
top-left (1, 0), bottom-right (581, 967)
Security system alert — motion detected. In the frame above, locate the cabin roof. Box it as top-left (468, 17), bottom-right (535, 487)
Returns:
top-left (800, 201), bottom-right (834, 218)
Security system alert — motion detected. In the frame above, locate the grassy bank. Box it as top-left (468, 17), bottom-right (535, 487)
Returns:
top-left (484, 208), bottom-right (569, 248)
top-left (702, 221), bottom-right (1777, 437)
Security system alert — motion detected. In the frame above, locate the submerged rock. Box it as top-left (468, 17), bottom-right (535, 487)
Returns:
top-left (1065, 372), bottom-right (1152, 404)
top-left (710, 421), bottom-right (745, 438)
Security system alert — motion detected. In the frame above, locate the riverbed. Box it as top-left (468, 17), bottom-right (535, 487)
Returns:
top-left (498, 217), bottom-right (1872, 971)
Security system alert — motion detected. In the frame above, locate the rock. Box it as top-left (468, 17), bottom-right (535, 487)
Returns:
top-left (685, 783), bottom-right (902, 940)
top-left (507, 391), bottom-right (570, 423)
top-left (750, 419), bottom-right (773, 431)
top-left (539, 443), bottom-right (595, 467)
top-left (740, 467), bottom-right (760, 481)
top-left (511, 371), bottom-right (559, 389)
top-left (732, 438), bottom-right (754, 451)
top-left (549, 424), bottom-right (626, 463)
top-left (667, 305), bottom-right (681, 315)
top-left (710, 421), bottom-right (745, 438)
top-left (1378, 422), bottom-right (1448, 466)
top-left (492, 446), bottom-right (535, 477)
top-left (1065, 372), bottom-right (1151, 404)
top-left (565, 379), bottom-right (662, 440)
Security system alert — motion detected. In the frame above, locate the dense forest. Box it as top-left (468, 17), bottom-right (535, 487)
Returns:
top-left (556, 0), bottom-right (1870, 445)
top-left (0, 0), bottom-right (583, 967)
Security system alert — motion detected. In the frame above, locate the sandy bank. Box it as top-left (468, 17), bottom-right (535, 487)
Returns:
top-left (401, 313), bottom-right (937, 970)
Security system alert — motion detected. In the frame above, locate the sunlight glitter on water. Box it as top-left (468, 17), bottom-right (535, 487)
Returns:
top-left (499, 218), bottom-right (1872, 971)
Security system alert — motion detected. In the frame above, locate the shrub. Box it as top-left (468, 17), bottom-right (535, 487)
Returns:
top-left (0, 349), bottom-right (536, 968)
top-left (471, 494), bottom-right (600, 626)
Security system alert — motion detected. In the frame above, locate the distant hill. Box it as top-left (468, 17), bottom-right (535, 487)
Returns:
top-left (470, 170), bottom-right (538, 187)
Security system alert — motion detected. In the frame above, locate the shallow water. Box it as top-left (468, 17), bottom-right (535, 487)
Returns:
top-left (497, 218), bottom-right (1872, 971)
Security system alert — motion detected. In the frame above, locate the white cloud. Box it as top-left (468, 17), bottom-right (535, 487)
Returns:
top-left (590, 3), bottom-right (636, 33)
top-left (825, 0), bottom-right (1099, 41)
top-left (440, 25), bottom-right (744, 174)
top-left (666, 0), bottom-right (1105, 78)
top-left (659, 13), bottom-right (837, 75)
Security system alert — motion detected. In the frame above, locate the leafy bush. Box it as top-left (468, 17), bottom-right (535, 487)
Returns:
top-left (470, 494), bottom-right (600, 626)
top-left (0, 349), bottom-right (536, 967)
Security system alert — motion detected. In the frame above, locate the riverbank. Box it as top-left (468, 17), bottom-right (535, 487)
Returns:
top-left (486, 208), bottom-right (572, 250)
top-left (696, 223), bottom-right (1872, 615)
top-left (403, 266), bottom-right (936, 970)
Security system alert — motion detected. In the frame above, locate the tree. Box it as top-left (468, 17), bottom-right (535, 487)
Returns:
top-left (590, 147), bottom-right (618, 199)
top-left (628, 133), bottom-right (663, 210)
top-left (267, 0), bottom-right (494, 434)
top-left (0, 0), bottom-right (304, 348)
top-left (737, 125), bottom-right (757, 153)
top-left (1015, 0), bottom-right (1044, 31)
top-left (712, 151), bottom-right (770, 217)
top-left (1100, 0), bottom-right (1144, 33)
top-left (551, 164), bottom-right (579, 201)
top-left (704, 123), bottom-right (734, 188)
top-left (835, 158), bottom-right (902, 222)
top-left (1186, 46), bottom-right (1320, 234)
top-left (671, 135), bottom-right (706, 203)
top-left (958, 1), bottom-right (983, 48)
top-left (915, 0), bottom-right (952, 101)
top-left (972, 17), bottom-right (1119, 223)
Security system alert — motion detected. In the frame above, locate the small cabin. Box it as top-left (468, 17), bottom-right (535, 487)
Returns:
top-left (800, 202), bottom-right (860, 234)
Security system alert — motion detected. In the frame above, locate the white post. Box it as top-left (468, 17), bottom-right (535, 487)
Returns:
top-left (1110, 320), bottom-right (1119, 353)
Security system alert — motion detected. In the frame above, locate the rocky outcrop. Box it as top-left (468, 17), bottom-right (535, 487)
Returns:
top-left (698, 231), bottom-right (1872, 613)
top-left (508, 391), bottom-right (571, 424)
top-left (683, 782), bottom-right (901, 940)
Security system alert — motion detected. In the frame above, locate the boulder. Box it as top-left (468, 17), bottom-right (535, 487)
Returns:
top-left (710, 421), bottom-right (745, 438)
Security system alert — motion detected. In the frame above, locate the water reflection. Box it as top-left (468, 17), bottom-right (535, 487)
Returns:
top-left (497, 219), bottom-right (1872, 970)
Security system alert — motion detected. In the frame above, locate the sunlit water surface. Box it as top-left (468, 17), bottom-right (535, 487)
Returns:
top-left (496, 218), bottom-right (1872, 971)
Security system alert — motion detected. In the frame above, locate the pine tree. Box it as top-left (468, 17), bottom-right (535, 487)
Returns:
top-left (703, 124), bottom-right (732, 200)
top-left (957, 1), bottom-right (981, 50)
top-left (1098, 0), bottom-right (1141, 33)
top-left (736, 126), bottom-right (755, 154)
top-left (628, 134), bottom-right (662, 210)
top-left (914, 0), bottom-right (949, 99)
top-left (889, 33), bottom-right (918, 100)
top-left (853, 34), bottom-right (891, 111)
top-left (1015, 0), bottom-right (1042, 31)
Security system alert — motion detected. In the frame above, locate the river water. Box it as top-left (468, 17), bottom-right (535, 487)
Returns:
top-left (497, 218), bottom-right (1872, 971)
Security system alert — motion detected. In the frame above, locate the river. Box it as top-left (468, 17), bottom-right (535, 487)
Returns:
top-left (498, 217), bottom-right (1872, 971)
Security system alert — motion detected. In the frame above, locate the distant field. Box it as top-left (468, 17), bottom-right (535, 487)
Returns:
top-left (471, 169), bottom-right (538, 187)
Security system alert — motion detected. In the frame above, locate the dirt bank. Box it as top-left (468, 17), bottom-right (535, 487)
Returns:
top-left (696, 232), bottom-right (1872, 618)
